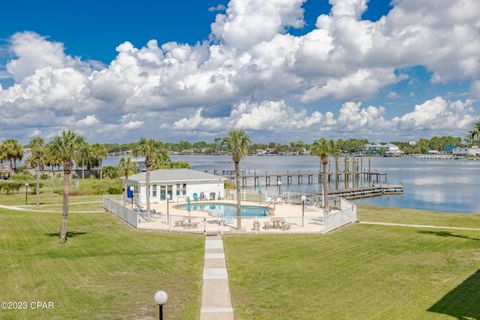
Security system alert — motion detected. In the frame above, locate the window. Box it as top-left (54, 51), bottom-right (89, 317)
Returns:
top-left (152, 185), bottom-right (157, 197)
top-left (176, 183), bottom-right (187, 196)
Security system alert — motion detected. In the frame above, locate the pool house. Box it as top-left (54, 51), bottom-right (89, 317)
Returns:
top-left (124, 169), bottom-right (226, 205)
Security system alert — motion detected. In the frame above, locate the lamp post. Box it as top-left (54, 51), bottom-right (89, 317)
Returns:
top-left (154, 290), bottom-right (168, 320)
top-left (25, 183), bottom-right (29, 205)
top-left (166, 194), bottom-right (171, 225)
top-left (301, 195), bottom-right (306, 228)
top-left (277, 180), bottom-right (282, 196)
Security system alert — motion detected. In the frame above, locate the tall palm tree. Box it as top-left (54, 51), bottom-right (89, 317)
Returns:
top-left (90, 143), bottom-right (108, 179)
top-left (118, 157), bottom-right (137, 204)
top-left (48, 130), bottom-right (87, 243)
top-left (222, 130), bottom-right (251, 230)
top-left (27, 136), bottom-right (46, 207)
top-left (311, 137), bottom-right (337, 210)
top-left (133, 138), bottom-right (170, 213)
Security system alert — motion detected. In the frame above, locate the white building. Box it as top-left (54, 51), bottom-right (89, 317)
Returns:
top-left (125, 169), bottom-right (226, 204)
top-left (452, 146), bottom-right (480, 156)
top-left (364, 143), bottom-right (402, 155)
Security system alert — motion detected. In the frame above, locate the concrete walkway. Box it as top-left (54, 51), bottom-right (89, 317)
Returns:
top-left (360, 221), bottom-right (480, 231)
top-left (200, 236), bottom-right (234, 320)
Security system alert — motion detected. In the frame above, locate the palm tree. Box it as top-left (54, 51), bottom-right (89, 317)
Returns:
top-left (133, 138), bottom-right (170, 213)
top-left (469, 122), bottom-right (480, 144)
top-left (0, 139), bottom-right (24, 173)
top-left (118, 157), bottom-right (137, 204)
top-left (90, 143), bottom-right (108, 179)
top-left (27, 137), bottom-right (46, 207)
top-left (311, 137), bottom-right (337, 210)
top-left (47, 130), bottom-right (87, 243)
top-left (222, 130), bottom-right (251, 230)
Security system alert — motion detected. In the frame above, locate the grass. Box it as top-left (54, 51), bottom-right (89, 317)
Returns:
top-left (224, 223), bottom-right (480, 319)
top-left (358, 205), bottom-right (480, 228)
top-left (0, 208), bottom-right (204, 320)
top-left (0, 177), bottom-right (121, 211)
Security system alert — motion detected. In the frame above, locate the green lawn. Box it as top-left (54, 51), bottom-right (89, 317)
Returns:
top-left (224, 223), bottom-right (480, 319)
top-left (358, 205), bottom-right (480, 228)
top-left (0, 209), bottom-right (204, 320)
top-left (0, 177), bottom-right (121, 211)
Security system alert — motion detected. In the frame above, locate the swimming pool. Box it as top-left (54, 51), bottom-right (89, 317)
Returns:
top-left (176, 203), bottom-right (269, 217)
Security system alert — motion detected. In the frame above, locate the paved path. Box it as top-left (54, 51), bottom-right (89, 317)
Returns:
top-left (360, 221), bottom-right (480, 231)
top-left (200, 236), bottom-right (234, 320)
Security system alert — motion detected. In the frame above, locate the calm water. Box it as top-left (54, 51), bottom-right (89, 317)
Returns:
top-left (105, 155), bottom-right (480, 214)
top-left (176, 203), bottom-right (269, 217)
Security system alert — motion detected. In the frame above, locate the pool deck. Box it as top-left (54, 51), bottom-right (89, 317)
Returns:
top-left (137, 199), bottom-right (331, 234)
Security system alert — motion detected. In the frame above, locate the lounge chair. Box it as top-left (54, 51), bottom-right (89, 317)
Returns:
top-left (193, 193), bottom-right (200, 201)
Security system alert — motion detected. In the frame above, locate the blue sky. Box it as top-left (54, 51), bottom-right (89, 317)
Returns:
top-left (0, 0), bottom-right (478, 143)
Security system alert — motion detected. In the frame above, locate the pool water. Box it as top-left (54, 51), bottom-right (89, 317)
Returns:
top-left (176, 203), bottom-right (269, 217)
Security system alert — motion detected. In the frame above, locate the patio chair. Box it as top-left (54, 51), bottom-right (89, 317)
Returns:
top-left (174, 219), bottom-right (186, 227)
top-left (184, 221), bottom-right (199, 229)
top-left (263, 221), bottom-right (273, 230)
top-left (193, 193), bottom-right (200, 201)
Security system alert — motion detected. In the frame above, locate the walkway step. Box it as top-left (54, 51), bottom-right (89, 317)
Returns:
top-left (200, 236), bottom-right (234, 320)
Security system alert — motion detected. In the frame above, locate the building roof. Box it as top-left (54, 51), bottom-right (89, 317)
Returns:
top-left (127, 169), bottom-right (227, 183)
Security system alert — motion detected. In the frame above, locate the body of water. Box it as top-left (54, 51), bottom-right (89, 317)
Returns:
top-left (176, 203), bottom-right (269, 217)
top-left (105, 155), bottom-right (480, 214)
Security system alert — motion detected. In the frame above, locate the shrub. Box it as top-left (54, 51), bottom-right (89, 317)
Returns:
top-left (40, 173), bottom-right (49, 180)
top-left (11, 173), bottom-right (33, 181)
top-left (224, 180), bottom-right (236, 189)
top-left (107, 186), bottom-right (122, 194)
top-left (0, 181), bottom-right (23, 194)
top-left (102, 166), bottom-right (119, 179)
top-left (30, 183), bottom-right (44, 194)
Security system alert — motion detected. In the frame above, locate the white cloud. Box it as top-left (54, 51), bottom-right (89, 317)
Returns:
top-left (208, 4), bottom-right (226, 12)
top-left (0, 0), bottom-right (480, 141)
top-left (392, 97), bottom-right (476, 131)
top-left (78, 115), bottom-right (100, 126)
top-left (174, 97), bottom-right (478, 139)
top-left (211, 0), bottom-right (306, 49)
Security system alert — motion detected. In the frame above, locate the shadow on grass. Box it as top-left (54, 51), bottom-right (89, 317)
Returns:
top-left (418, 230), bottom-right (480, 241)
top-left (44, 231), bottom-right (88, 238)
top-left (428, 269), bottom-right (480, 319)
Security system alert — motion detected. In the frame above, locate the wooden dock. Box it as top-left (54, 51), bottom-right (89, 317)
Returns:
top-left (325, 184), bottom-right (404, 200)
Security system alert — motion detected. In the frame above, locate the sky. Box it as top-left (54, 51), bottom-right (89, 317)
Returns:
top-left (0, 0), bottom-right (479, 143)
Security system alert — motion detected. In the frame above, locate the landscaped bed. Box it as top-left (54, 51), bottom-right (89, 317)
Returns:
top-left (0, 208), bottom-right (204, 320)
top-left (224, 215), bottom-right (480, 319)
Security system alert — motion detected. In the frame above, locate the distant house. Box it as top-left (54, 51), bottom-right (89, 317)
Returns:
top-left (444, 145), bottom-right (458, 153)
top-left (124, 169), bottom-right (226, 204)
top-left (428, 150), bottom-right (440, 155)
top-left (452, 146), bottom-right (480, 156)
top-left (364, 143), bottom-right (401, 155)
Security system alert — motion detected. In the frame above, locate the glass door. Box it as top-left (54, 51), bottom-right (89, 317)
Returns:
top-left (160, 185), bottom-right (166, 200)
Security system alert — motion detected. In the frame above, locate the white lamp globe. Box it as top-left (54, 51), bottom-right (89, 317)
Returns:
top-left (166, 194), bottom-right (171, 200)
top-left (154, 290), bottom-right (168, 305)
top-left (277, 181), bottom-right (282, 185)
top-left (301, 195), bottom-right (307, 202)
